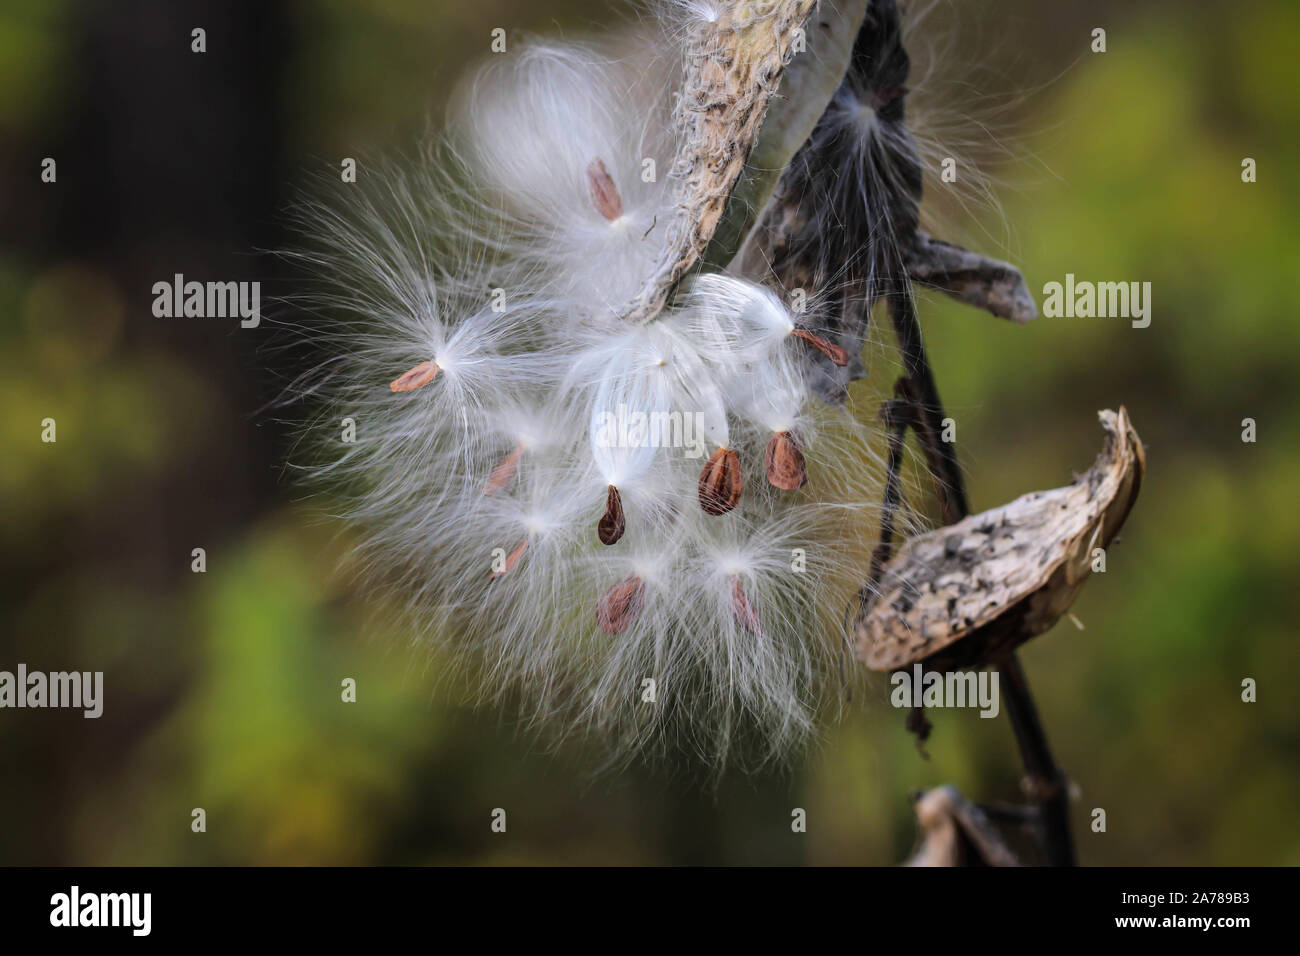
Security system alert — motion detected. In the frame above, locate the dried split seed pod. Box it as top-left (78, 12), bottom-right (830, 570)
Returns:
top-left (856, 409), bottom-right (1145, 672)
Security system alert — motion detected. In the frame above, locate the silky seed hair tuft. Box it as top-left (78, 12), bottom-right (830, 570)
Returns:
top-left (283, 2), bottom-right (943, 769)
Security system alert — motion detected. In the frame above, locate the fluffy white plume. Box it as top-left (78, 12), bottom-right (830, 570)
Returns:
top-left (288, 10), bottom-right (898, 768)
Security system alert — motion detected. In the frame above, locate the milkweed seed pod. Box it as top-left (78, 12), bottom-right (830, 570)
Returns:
top-left (284, 0), bottom-right (1019, 767)
top-left (856, 409), bottom-right (1146, 673)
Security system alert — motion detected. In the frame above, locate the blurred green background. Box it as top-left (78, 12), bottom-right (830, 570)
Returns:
top-left (1, 0), bottom-right (1296, 865)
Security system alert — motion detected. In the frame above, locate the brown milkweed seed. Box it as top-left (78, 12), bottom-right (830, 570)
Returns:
top-left (598, 484), bottom-right (626, 545)
top-left (731, 576), bottom-right (763, 636)
top-left (596, 574), bottom-right (647, 635)
top-left (489, 539), bottom-right (528, 580)
top-left (389, 360), bottom-right (439, 392)
top-left (698, 447), bottom-right (743, 515)
top-left (587, 158), bottom-right (624, 222)
top-left (484, 445), bottom-right (524, 496)
top-left (791, 328), bottom-right (849, 367)
top-left (764, 430), bottom-right (808, 490)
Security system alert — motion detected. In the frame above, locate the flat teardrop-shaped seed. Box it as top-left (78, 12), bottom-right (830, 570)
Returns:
top-left (484, 445), bottom-right (524, 496)
top-left (764, 430), bottom-right (808, 490)
top-left (489, 539), bottom-right (528, 580)
top-left (596, 575), bottom-right (646, 635)
top-left (698, 447), bottom-right (743, 515)
top-left (390, 360), bottom-right (439, 392)
top-left (598, 484), bottom-right (626, 545)
top-left (587, 157), bottom-right (624, 222)
top-left (791, 328), bottom-right (849, 366)
top-left (731, 576), bottom-right (763, 636)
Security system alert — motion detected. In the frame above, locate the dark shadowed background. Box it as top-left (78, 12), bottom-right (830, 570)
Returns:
top-left (1, 0), bottom-right (1296, 864)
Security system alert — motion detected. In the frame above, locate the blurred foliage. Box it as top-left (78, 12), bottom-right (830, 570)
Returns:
top-left (0, 0), bottom-right (1296, 865)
